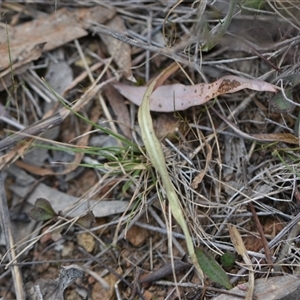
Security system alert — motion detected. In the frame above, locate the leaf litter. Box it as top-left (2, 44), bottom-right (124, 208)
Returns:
top-left (1, 1), bottom-right (300, 299)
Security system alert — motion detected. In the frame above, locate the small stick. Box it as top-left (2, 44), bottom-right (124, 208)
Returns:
top-left (0, 112), bottom-right (63, 151)
top-left (0, 172), bottom-right (25, 298)
top-left (248, 202), bottom-right (273, 266)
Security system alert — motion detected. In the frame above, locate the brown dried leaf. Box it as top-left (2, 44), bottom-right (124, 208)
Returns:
top-left (0, 9), bottom-right (85, 71)
top-left (99, 15), bottom-right (134, 81)
top-left (228, 224), bottom-right (254, 300)
top-left (104, 85), bottom-right (132, 138)
top-left (251, 133), bottom-right (299, 144)
top-left (0, 42), bottom-right (46, 80)
top-left (0, 6), bottom-right (116, 89)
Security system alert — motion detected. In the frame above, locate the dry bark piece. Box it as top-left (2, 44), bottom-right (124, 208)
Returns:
top-left (0, 42), bottom-right (46, 79)
top-left (0, 10), bottom-right (84, 71)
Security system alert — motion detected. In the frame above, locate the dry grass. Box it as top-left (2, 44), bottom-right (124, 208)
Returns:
top-left (1, 1), bottom-right (300, 299)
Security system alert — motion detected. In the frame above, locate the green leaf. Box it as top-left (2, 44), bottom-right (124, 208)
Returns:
top-left (28, 198), bottom-right (57, 221)
top-left (243, 0), bottom-right (265, 9)
top-left (195, 248), bottom-right (232, 290)
top-left (220, 252), bottom-right (236, 268)
top-left (270, 74), bottom-right (300, 115)
top-left (284, 74), bottom-right (300, 87)
top-left (270, 86), bottom-right (295, 113)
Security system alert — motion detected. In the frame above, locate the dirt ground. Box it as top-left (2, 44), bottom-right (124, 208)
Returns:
top-left (1, 1), bottom-right (300, 299)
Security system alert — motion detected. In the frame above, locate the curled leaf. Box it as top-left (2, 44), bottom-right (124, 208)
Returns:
top-left (114, 75), bottom-right (277, 112)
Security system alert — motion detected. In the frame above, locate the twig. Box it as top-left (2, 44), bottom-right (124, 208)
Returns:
top-left (0, 112), bottom-right (63, 151)
top-left (248, 202), bottom-right (273, 265)
top-left (0, 172), bottom-right (25, 299)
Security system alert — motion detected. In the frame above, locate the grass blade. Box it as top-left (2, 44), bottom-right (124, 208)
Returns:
top-left (137, 64), bottom-right (204, 278)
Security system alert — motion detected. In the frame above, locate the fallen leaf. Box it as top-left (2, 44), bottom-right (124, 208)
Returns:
top-left (0, 42), bottom-right (46, 78)
top-left (0, 6), bottom-right (116, 90)
top-left (228, 224), bottom-right (254, 300)
top-left (99, 15), bottom-right (134, 81)
top-left (104, 84), bottom-right (132, 138)
top-left (195, 248), bottom-right (232, 290)
top-left (28, 198), bottom-right (57, 221)
top-left (26, 182), bottom-right (131, 218)
top-left (114, 75), bottom-right (278, 112)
